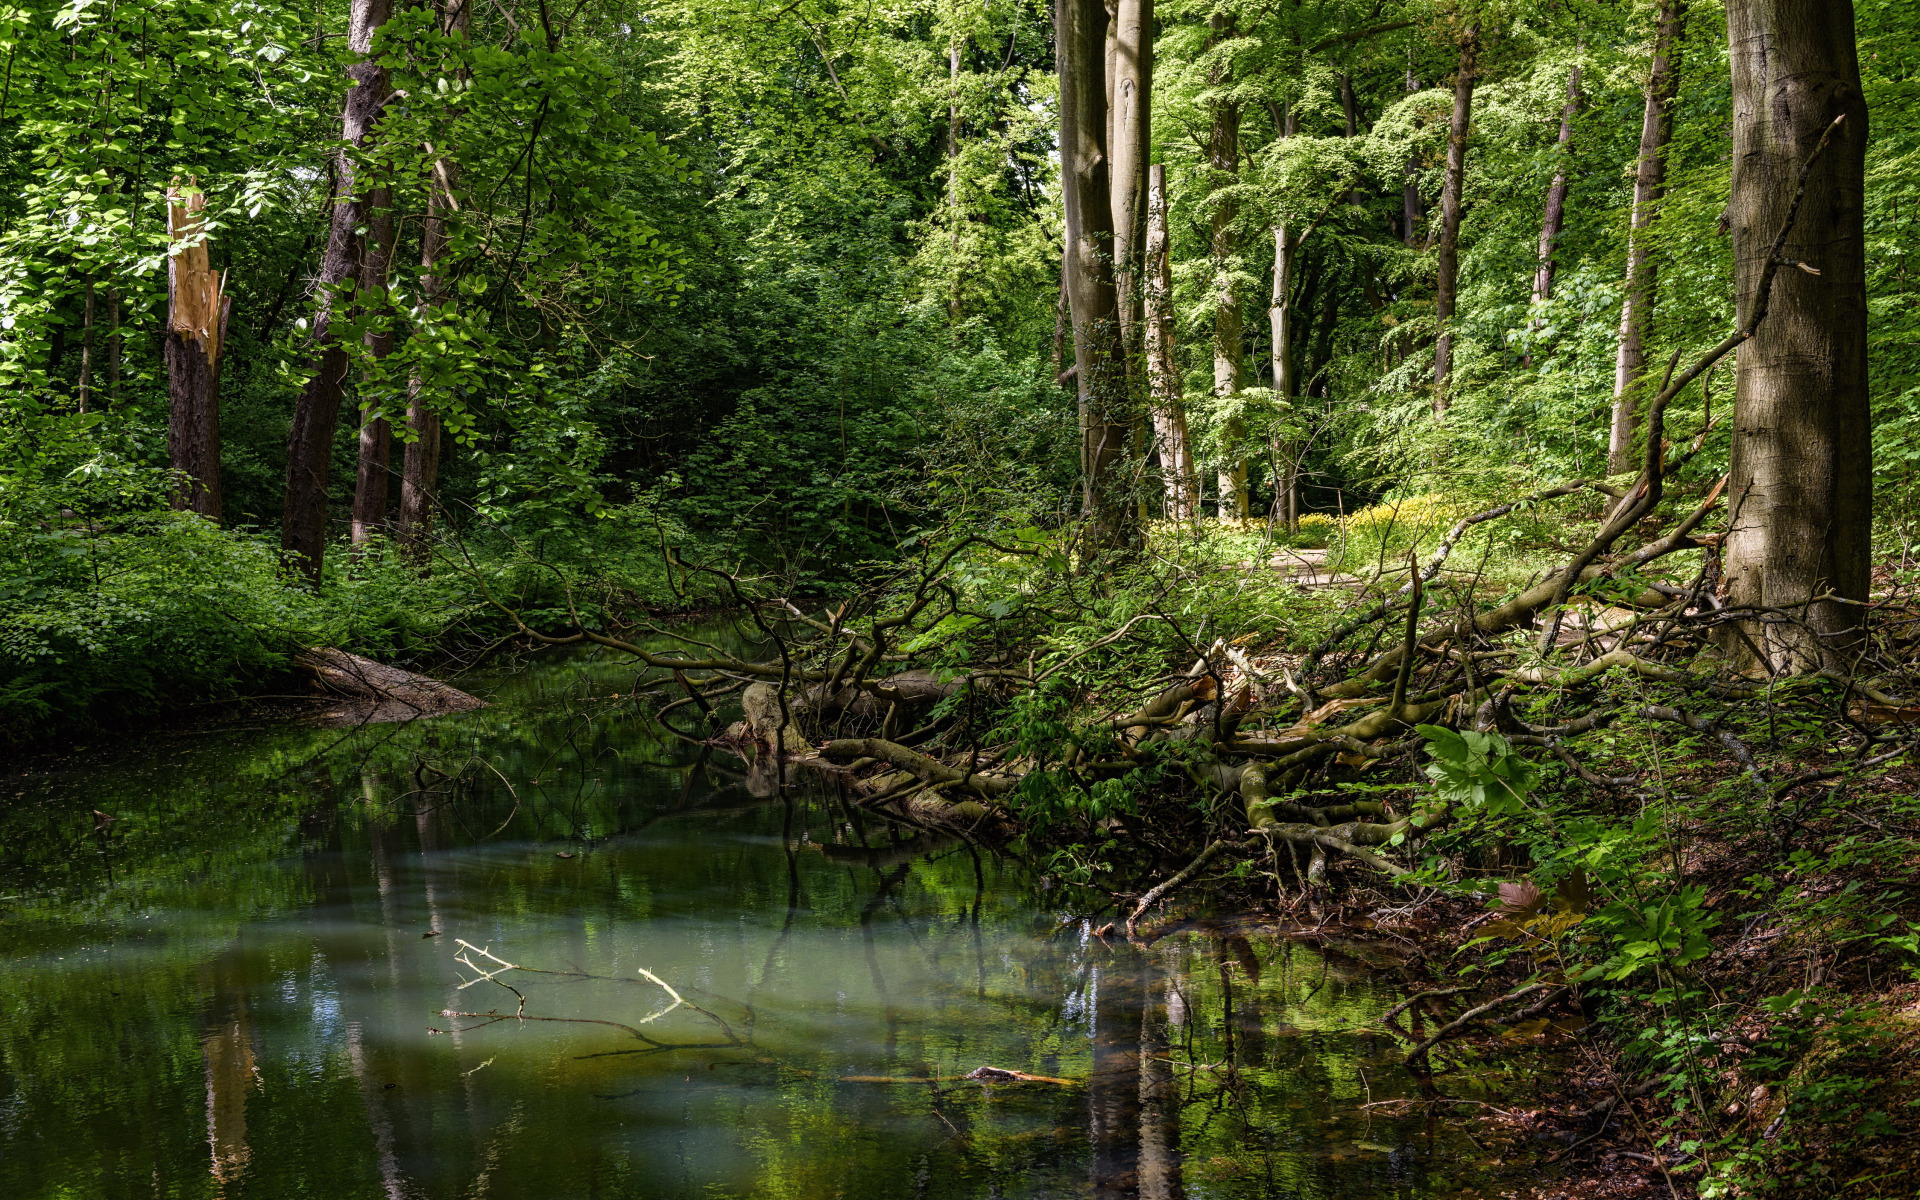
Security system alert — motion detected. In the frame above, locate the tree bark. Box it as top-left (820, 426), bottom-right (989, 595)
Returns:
top-left (1270, 225), bottom-right (1297, 529)
top-left (398, 0), bottom-right (471, 564)
top-left (1207, 14), bottom-right (1246, 518)
top-left (1058, 0), bottom-right (1133, 551)
top-left (1533, 64), bottom-right (1582, 309)
top-left (1608, 0), bottom-right (1687, 474)
top-left (1145, 163), bottom-right (1196, 524)
top-left (1432, 28), bottom-right (1477, 410)
top-left (1723, 0), bottom-right (1870, 672)
top-left (1270, 100), bottom-right (1308, 529)
top-left (78, 272), bottom-right (94, 413)
top-left (1401, 68), bottom-right (1422, 247)
top-left (1108, 0), bottom-right (1151, 356)
top-left (165, 186), bottom-right (227, 522)
top-left (281, 0), bottom-right (393, 583)
top-left (350, 180), bottom-right (398, 547)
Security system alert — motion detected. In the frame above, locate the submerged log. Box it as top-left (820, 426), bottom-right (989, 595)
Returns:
top-left (291, 647), bottom-right (486, 724)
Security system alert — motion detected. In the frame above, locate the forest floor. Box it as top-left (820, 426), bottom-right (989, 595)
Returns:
top-left (1145, 617), bottom-right (1920, 1200)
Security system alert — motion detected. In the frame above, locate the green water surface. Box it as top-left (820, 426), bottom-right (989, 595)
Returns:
top-left (0, 639), bottom-right (1522, 1199)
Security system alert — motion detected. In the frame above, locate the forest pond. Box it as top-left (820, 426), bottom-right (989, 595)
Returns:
top-left (1, 637), bottom-right (1538, 1199)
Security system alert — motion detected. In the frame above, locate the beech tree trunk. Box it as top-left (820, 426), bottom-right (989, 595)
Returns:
top-left (1401, 69), bottom-right (1422, 246)
top-left (350, 180), bottom-right (397, 548)
top-left (1207, 14), bottom-right (1246, 519)
top-left (281, 0), bottom-right (393, 583)
top-left (1145, 164), bottom-right (1197, 524)
top-left (1533, 64), bottom-right (1582, 309)
top-left (1269, 101), bottom-right (1306, 530)
top-left (1608, 0), bottom-right (1687, 475)
top-left (1432, 29), bottom-right (1477, 410)
top-left (1108, 0), bottom-right (1151, 355)
top-left (165, 186), bottom-right (228, 522)
top-left (397, 0), bottom-right (470, 563)
top-left (1058, 0), bottom-right (1132, 551)
top-left (1723, 0), bottom-right (1870, 672)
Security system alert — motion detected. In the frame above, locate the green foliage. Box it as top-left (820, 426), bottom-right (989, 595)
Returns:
top-left (1417, 724), bottom-right (1539, 816)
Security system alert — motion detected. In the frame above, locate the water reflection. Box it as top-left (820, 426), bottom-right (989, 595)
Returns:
top-left (0, 641), bottom-right (1511, 1199)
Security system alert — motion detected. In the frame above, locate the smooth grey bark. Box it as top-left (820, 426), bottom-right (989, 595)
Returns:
top-left (1058, 0), bottom-right (1132, 550)
top-left (1609, 0), bottom-right (1688, 474)
top-left (282, 0), bottom-right (393, 582)
top-left (1145, 164), bottom-right (1197, 523)
top-left (1207, 14), bottom-right (1246, 518)
top-left (1723, 0), bottom-right (1871, 671)
top-left (1432, 29), bottom-right (1477, 410)
top-left (1108, 0), bottom-right (1151, 353)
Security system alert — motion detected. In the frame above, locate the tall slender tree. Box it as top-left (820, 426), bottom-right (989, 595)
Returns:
top-left (281, 0), bottom-right (392, 582)
top-left (1145, 163), bottom-right (1197, 523)
top-left (1108, 0), bottom-right (1152, 351)
top-left (397, 0), bottom-right (472, 563)
top-left (1058, 0), bottom-right (1132, 550)
top-left (1206, 13), bottom-right (1247, 518)
top-left (1431, 25), bottom-right (1477, 410)
top-left (1722, 0), bottom-right (1870, 671)
top-left (1608, 0), bottom-right (1687, 474)
top-left (350, 175), bottom-right (398, 547)
top-left (1533, 63), bottom-right (1582, 309)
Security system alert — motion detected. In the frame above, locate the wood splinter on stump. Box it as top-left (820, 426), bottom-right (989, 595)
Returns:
top-left (166, 182), bottom-right (230, 521)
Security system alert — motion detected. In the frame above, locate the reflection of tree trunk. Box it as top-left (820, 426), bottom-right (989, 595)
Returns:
top-left (1089, 953), bottom-right (1143, 1199)
top-left (1138, 958), bottom-right (1185, 1200)
top-left (201, 952), bottom-right (256, 1188)
top-left (1145, 164), bottom-right (1197, 524)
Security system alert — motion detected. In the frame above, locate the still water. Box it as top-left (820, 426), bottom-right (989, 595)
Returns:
top-left (0, 639), bottom-right (1521, 1198)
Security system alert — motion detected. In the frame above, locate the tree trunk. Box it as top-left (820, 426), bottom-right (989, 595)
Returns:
top-left (1270, 100), bottom-right (1308, 530)
top-left (1432, 29), bottom-right (1477, 410)
top-left (947, 30), bottom-right (963, 320)
top-left (106, 287), bottom-right (120, 407)
top-left (281, 0), bottom-right (393, 583)
top-left (1401, 68), bottom-right (1422, 246)
top-left (398, 0), bottom-right (472, 565)
top-left (1608, 1), bottom-right (1687, 474)
top-left (350, 182), bottom-right (398, 548)
top-left (1109, 0), bottom-right (1151, 356)
top-left (1145, 163), bottom-right (1196, 524)
top-left (1270, 223), bottom-right (1297, 530)
top-left (78, 272), bottom-right (94, 413)
top-left (165, 186), bottom-right (228, 522)
top-left (1723, 0), bottom-right (1870, 672)
top-left (1058, 0), bottom-right (1133, 552)
top-left (1207, 14), bottom-right (1245, 519)
top-left (1533, 64), bottom-right (1582, 310)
